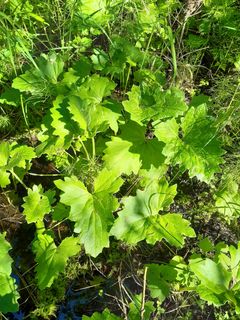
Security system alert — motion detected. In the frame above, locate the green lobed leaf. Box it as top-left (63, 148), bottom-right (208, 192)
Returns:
top-left (63, 75), bottom-right (121, 135)
top-left (38, 74), bottom-right (120, 147)
top-left (189, 257), bottom-right (232, 294)
top-left (12, 68), bottom-right (45, 95)
top-left (122, 85), bottom-right (153, 124)
top-left (36, 95), bottom-right (73, 155)
top-left (147, 264), bottom-right (177, 301)
top-left (79, 0), bottom-right (109, 26)
top-left (187, 242), bottom-right (240, 309)
top-left (55, 169), bottom-right (123, 257)
top-left (37, 52), bottom-right (64, 84)
top-left (7, 144), bottom-right (35, 169)
top-left (77, 74), bottom-right (115, 104)
top-left (65, 95), bottom-right (87, 134)
top-left (214, 242), bottom-right (240, 289)
top-left (12, 52), bottom-right (64, 96)
top-left (122, 85), bottom-right (187, 124)
top-left (199, 237), bottom-right (214, 252)
top-left (0, 141), bottom-right (10, 167)
top-left (154, 87), bottom-right (188, 119)
top-left (103, 137), bottom-right (141, 175)
top-left (82, 308), bottom-right (121, 320)
top-left (155, 105), bottom-right (225, 182)
top-left (103, 121), bottom-right (166, 176)
top-left (32, 232), bottom-right (80, 290)
top-left (22, 185), bottom-right (54, 224)
top-left (146, 213), bottom-right (196, 247)
top-left (0, 233), bottom-right (20, 313)
top-left (66, 95), bottom-right (121, 136)
top-left (61, 68), bottom-right (80, 89)
top-left (215, 178), bottom-right (240, 222)
top-left (110, 179), bottom-right (195, 247)
top-left (229, 243), bottom-right (240, 283)
top-left (0, 142), bottom-right (35, 188)
top-left (0, 169), bottom-right (10, 188)
top-left (196, 285), bottom-right (227, 306)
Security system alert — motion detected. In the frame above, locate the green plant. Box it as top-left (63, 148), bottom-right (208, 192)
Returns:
top-left (0, 233), bottom-right (19, 313)
top-left (0, 1), bottom-right (240, 319)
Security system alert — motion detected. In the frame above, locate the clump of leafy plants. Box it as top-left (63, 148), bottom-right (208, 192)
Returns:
top-left (0, 0), bottom-right (240, 319)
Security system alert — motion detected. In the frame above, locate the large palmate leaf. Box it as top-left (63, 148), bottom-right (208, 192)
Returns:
top-left (189, 241), bottom-right (240, 307)
top-left (146, 213), bottom-right (196, 247)
top-left (103, 121), bottom-right (166, 176)
top-left (214, 242), bottom-right (240, 291)
top-left (122, 85), bottom-right (155, 124)
top-left (36, 95), bottom-right (73, 156)
top-left (37, 52), bottom-right (64, 84)
top-left (67, 96), bottom-right (122, 135)
top-left (8, 144), bottom-right (35, 168)
top-left (146, 264), bottom-right (177, 302)
top-left (190, 257), bottom-right (232, 293)
top-left (0, 233), bottom-right (19, 313)
top-left (103, 137), bottom-right (140, 175)
top-left (32, 232), bottom-right (80, 290)
top-left (0, 169), bottom-right (10, 188)
top-left (155, 105), bottom-right (225, 182)
top-left (55, 169), bottom-right (123, 257)
top-left (38, 74), bottom-right (120, 154)
top-left (79, 0), bottom-right (109, 26)
top-left (12, 52), bottom-right (64, 95)
top-left (70, 75), bottom-right (119, 134)
top-left (215, 178), bottom-right (240, 222)
top-left (123, 85), bottom-right (187, 124)
top-left (12, 68), bottom-right (45, 95)
top-left (37, 89), bottom-right (90, 156)
top-left (76, 74), bottom-right (115, 103)
top-left (0, 141), bottom-right (35, 187)
top-left (22, 185), bottom-right (55, 224)
top-left (58, 75), bottom-right (121, 136)
top-left (111, 179), bottom-right (195, 246)
top-left (156, 243), bottom-right (240, 311)
top-left (154, 87), bottom-right (188, 119)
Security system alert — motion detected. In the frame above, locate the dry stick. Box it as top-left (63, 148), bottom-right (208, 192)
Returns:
top-left (0, 313), bottom-right (9, 320)
top-left (140, 266), bottom-right (148, 320)
top-left (118, 262), bottom-right (128, 320)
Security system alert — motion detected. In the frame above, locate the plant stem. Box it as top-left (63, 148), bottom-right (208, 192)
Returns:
top-left (92, 137), bottom-right (96, 159)
top-left (167, 26), bottom-right (178, 85)
top-left (78, 136), bottom-right (90, 161)
top-left (141, 28), bottom-right (154, 69)
top-left (28, 172), bottom-right (64, 177)
top-left (20, 94), bottom-right (29, 129)
top-left (124, 64), bottom-right (131, 93)
top-left (10, 170), bottom-right (28, 189)
top-left (0, 312), bottom-right (9, 320)
top-left (140, 266), bottom-right (148, 320)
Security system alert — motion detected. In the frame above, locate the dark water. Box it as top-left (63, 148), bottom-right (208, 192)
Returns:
top-left (7, 274), bottom-right (118, 319)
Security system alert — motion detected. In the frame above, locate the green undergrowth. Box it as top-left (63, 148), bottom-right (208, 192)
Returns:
top-left (0, 0), bottom-right (240, 319)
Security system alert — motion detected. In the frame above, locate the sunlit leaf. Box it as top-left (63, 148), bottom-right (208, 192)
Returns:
top-left (33, 232), bottom-right (80, 290)
top-left (0, 233), bottom-right (19, 313)
top-left (55, 169), bottom-right (123, 257)
top-left (155, 105), bottom-right (225, 182)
